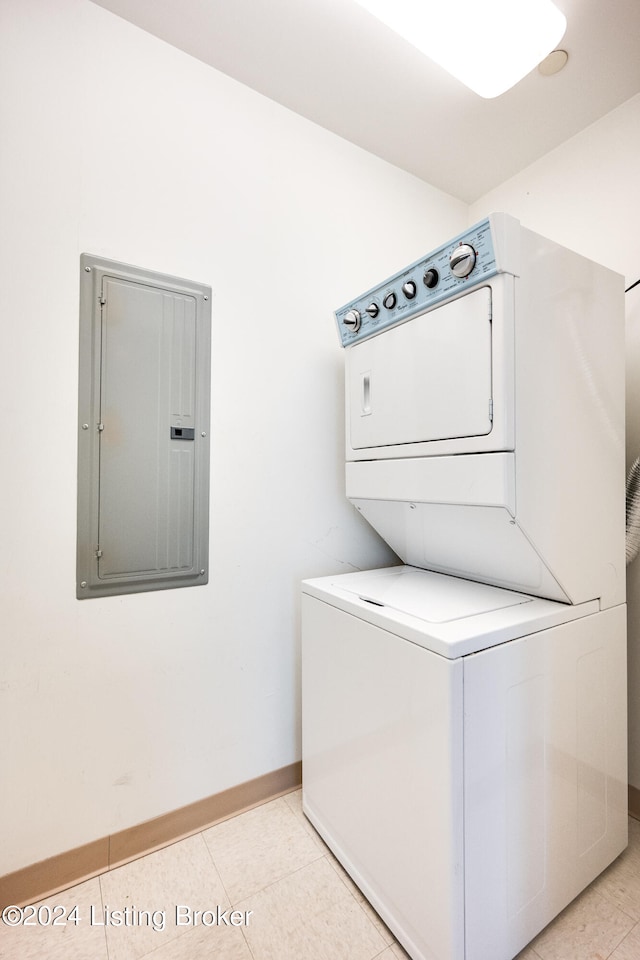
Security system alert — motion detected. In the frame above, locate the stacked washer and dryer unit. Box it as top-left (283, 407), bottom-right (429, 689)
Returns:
top-left (301, 214), bottom-right (628, 960)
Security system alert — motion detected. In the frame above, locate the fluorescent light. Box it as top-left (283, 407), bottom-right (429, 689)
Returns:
top-left (352, 0), bottom-right (567, 98)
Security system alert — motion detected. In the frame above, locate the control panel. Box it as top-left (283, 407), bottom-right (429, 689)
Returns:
top-left (335, 217), bottom-right (502, 347)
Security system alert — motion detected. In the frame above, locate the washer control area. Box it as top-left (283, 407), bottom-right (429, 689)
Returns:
top-left (335, 217), bottom-right (500, 347)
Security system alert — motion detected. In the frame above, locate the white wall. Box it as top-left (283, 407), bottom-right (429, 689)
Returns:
top-left (5, 0), bottom-right (635, 880)
top-left (0, 0), bottom-right (466, 874)
top-left (469, 92), bottom-right (640, 787)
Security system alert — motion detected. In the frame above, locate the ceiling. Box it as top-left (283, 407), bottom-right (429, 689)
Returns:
top-left (91, 0), bottom-right (640, 203)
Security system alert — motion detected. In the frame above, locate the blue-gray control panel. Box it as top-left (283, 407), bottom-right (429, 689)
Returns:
top-left (335, 218), bottom-right (500, 347)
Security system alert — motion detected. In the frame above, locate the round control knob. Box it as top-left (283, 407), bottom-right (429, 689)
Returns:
top-left (402, 281), bottom-right (417, 300)
top-left (366, 302), bottom-right (379, 318)
top-left (383, 292), bottom-right (397, 310)
top-left (343, 309), bottom-right (361, 332)
top-left (450, 243), bottom-right (477, 278)
top-left (423, 268), bottom-right (439, 289)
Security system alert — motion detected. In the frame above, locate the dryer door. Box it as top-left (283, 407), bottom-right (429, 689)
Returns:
top-left (347, 286), bottom-right (492, 450)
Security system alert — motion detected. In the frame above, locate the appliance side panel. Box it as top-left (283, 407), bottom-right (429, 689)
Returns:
top-left (514, 230), bottom-right (626, 607)
top-left (463, 605), bottom-right (627, 960)
top-left (301, 593), bottom-right (464, 960)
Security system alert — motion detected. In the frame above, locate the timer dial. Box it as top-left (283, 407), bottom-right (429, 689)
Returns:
top-left (450, 243), bottom-right (477, 278)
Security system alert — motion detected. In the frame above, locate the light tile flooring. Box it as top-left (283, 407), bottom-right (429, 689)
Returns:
top-left (1, 792), bottom-right (640, 960)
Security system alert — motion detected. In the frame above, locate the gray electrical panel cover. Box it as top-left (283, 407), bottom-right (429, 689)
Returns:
top-left (77, 255), bottom-right (211, 599)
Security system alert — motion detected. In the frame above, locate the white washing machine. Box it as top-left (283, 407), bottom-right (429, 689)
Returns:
top-left (301, 214), bottom-right (628, 960)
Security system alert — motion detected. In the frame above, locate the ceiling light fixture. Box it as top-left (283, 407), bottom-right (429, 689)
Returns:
top-left (352, 0), bottom-right (567, 98)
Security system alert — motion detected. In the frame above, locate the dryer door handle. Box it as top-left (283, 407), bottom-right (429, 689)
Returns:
top-left (361, 372), bottom-right (372, 416)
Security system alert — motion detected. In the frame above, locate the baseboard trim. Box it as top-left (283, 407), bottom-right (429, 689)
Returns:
top-left (629, 784), bottom-right (640, 821)
top-left (0, 760), bottom-right (301, 909)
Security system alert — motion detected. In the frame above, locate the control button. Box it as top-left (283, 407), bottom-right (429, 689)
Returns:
top-left (402, 281), bottom-right (417, 300)
top-left (450, 243), bottom-right (477, 278)
top-left (366, 302), bottom-right (379, 318)
top-left (423, 268), bottom-right (439, 289)
top-left (343, 309), bottom-right (361, 332)
top-left (383, 292), bottom-right (397, 310)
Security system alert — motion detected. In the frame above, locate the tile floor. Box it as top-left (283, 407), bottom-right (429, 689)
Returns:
top-left (1, 792), bottom-right (639, 960)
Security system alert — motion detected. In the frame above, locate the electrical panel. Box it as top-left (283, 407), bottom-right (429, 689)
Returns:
top-left (77, 255), bottom-right (211, 599)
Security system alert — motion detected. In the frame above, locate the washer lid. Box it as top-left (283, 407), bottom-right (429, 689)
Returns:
top-left (302, 566), bottom-right (599, 658)
top-left (340, 566), bottom-right (530, 622)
